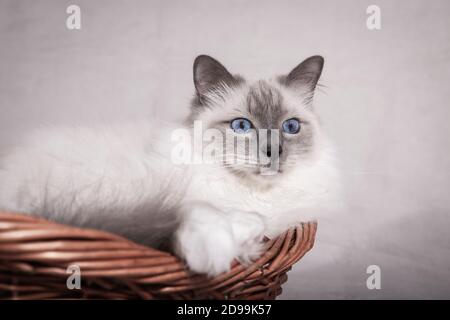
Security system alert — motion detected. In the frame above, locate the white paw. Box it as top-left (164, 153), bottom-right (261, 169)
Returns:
top-left (174, 202), bottom-right (238, 276)
top-left (174, 202), bottom-right (267, 276)
top-left (227, 210), bottom-right (267, 264)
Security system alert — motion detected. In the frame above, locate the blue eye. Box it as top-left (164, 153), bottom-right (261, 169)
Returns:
top-left (282, 118), bottom-right (301, 134)
top-left (230, 118), bottom-right (252, 133)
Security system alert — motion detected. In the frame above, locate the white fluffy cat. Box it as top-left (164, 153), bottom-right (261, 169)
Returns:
top-left (0, 55), bottom-right (340, 276)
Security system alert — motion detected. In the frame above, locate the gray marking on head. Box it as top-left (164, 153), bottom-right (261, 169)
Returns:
top-left (246, 81), bottom-right (287, 129)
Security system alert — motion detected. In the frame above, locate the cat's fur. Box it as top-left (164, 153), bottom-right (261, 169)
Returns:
top-left (0, 55), bottom-right (340, 276)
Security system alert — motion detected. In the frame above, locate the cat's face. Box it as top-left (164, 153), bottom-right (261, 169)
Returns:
top-left (189, 55), bottom-right (325, 184)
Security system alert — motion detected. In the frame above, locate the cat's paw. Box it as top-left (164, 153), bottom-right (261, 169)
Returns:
top-left (227, 210), bottom-right (267, 264)
top-left (174, 202), bottom-right (238, 276)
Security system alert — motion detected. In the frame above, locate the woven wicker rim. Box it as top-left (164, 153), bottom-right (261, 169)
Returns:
top-left (0, 211), bottom-right (317, 299)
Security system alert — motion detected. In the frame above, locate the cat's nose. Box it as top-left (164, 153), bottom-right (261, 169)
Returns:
top-left (266, 145), bottom-right (282, 157)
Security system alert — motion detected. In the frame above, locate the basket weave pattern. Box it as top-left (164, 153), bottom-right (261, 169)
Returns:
top-left (0, 211), bottom-right (317, 299)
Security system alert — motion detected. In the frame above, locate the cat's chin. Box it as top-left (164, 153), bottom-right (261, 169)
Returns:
top-left (225, 166), bottom-right (285, 189)
top-left (238, 169), bottom-right (284, 178)
top-left (255, 171), bottom-right (283, 179)
top-left (250, 169), bottom-right (285, 184)
top-left (246, 171), bottom-right (284, 191)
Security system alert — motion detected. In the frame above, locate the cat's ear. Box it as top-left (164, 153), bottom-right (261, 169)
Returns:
top-left (284, 55), bottom-right (324, 94)
top-left (193, 55), bottom-right (237, 98)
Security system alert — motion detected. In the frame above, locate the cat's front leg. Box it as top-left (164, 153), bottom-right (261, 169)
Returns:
top-left (174, 201), bottom-right (266, 276)
top-left (226, 209), bottom-right (267, 265)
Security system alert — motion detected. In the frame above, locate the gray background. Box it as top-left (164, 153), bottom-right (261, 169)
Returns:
top-left (1, 0), bottom-right (449, 299)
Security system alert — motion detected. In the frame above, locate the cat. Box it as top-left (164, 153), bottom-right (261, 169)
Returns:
top-left (0, 55), bottom-right (340, 276)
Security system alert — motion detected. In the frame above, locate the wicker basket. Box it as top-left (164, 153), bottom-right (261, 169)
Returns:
top-left (0, 211), bottom-right (317, 300)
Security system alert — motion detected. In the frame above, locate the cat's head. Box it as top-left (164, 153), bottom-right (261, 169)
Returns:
top-left (188, 55), bottom-right (326, 185)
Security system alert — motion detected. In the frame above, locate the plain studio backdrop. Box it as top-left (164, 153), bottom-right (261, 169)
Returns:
top-left (1, 0), bottom-right (449, 299)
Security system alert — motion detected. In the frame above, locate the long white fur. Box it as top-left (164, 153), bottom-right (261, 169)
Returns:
top-left (0, 79), bottom-right (340, 276)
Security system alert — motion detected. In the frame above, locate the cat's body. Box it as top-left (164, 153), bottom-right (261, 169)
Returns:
top-left (0, 55), bottom-right (340, 275)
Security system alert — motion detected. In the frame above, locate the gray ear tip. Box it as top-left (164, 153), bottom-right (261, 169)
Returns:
top-left (285, 55), bottom-right (325, 89)
top-left (309, 54), bottom-right (325, 61)
top-left (308, 55), bottom-right (325, 66)
top-left (194, 54), bottom-right (211, 61)
top-left (194, 55), bottom-right (216, 69)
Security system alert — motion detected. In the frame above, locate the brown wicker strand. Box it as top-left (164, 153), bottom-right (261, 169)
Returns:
top-left (0, 211), bottom-right (317, 299)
